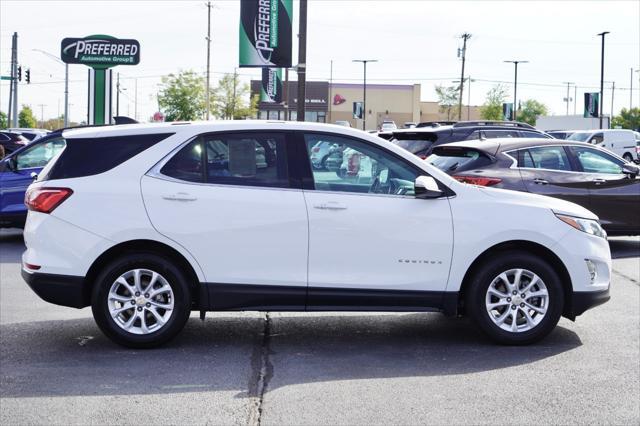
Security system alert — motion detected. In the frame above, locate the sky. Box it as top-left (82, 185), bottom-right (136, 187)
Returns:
top-left (1, 0), bottom-right (639, 125)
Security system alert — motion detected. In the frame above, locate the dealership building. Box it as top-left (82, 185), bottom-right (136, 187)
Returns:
top-left (250, 80), bottom-right (481, 130)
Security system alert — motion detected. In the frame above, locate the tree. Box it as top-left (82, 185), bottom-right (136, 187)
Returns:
top-left (212, 73), bottom-right (258, 119)
top-left (518, 99), bottom-right (548, 126)
top-left (18, 105), bottom-right (37, 128)
top-left (158, 70), bottom-right (207, 121)
top-left (480, 84), bottom-right (509, 121)
top-left (0, 111), bottom-right (7, 129)
top-left (611, 108), bottom-right (640, 130)
top-left (434, 84), bottom-right (460, 120)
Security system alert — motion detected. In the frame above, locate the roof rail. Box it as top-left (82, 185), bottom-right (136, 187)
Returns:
top-left (452, 121), bottom-right (535, 129)
top-left (415, 121), bottom-right (458, 128)
top-left (52, 116), bottom-right (139, 133)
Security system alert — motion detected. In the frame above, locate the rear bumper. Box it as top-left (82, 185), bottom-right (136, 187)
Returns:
top-left (0, 213), bottom-right (26, 228)
top-left (566, 288), bottom-right (610, 319)
top-left (22, 269), bottom-right (87, 308)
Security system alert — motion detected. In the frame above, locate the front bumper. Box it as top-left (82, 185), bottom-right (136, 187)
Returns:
top-left (565, 288), bottom-right (611, 319)
top-left (22, 269), bottom-right (87, 308)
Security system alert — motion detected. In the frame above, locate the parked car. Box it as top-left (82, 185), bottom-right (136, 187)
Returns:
top-left (0, 131), bottom-right (66, 228)
top-left (334, 120), bottom-right (351, 127)
top-left (309, 140), bottom-right (338, 170)
top-left (427, 138), bottom-right (640, 235)
top-left (390, 121), bottom-right (552, 159)
top-left (547, 130), bottom-right (577, 140)
top-left (22, 121), bottom-right (610, 348)
top-left (403, 122), bottom-right (417, 128)
top-left (567, 129), bottom-right (637, 162)
top-left (380, 120), bottom-right (397, 131)
top-left (0, 131), bottom-right (30, 155)
top-left (7, 128), bottom-right (51, 141)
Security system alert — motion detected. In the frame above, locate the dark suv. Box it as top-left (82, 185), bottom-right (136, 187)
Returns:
top-left (387, 121), bottom-right (552, 159)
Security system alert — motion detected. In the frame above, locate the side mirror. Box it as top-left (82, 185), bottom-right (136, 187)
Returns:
top-left (415, 175), bottom-right (443, 199)
top-left (622, 163), bottom-right (639, 178)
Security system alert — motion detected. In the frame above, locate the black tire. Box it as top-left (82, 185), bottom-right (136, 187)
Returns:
top-left (91, 252), bottom-right (192, 348)
top-left (622, 153), bottom-right (633, 162)
top-left (466, 251), bottom-right (564, 345)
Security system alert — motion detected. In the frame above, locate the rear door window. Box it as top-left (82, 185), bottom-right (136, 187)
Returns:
top-left (161, 132), bottom-right (289, 188)
top-left (483, 130), bottom-right (519, 139)
top-left (516, 146), bottom-right (572, 171)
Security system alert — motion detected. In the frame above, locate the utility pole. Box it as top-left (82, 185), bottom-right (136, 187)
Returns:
top-left (296, 0), bottom-right (308, 122)
top-left (457, 33), bottom-right (471, 121)
top-left (38, 104), bottom-right (46, 127)
top-left (467, 76), bottom-right (472, 120)
top-left (328, 59), bottom-right (333, 123)
top-left (630, 68), bottom-right (634, 110)
top-left (11, 32), bottom-right (18, 127)
top-left (231, 68), bottom-right (237, 119)
top-left (574, 85), bottom-right (577, 114)
top-left (283, 68), bottom-right (289, 120)
top-left (32, 49), bottom-right (69, 127)
top-left (597, 31), bottom-right (610, 129)
top-left (205, 1), bottom-right (212, 120)
top-left (353, 59), bottom-right (377, 130)
top-left (116, 72), bottom-right (120, 116)
top-left (504, 60), bottom-right (528, 121)
top-left (610, 81), bottom-right (615, 123)
top-left (563, 82), bottom-right (574, 115)
top-left (134, 78), bottom-right (138, 121)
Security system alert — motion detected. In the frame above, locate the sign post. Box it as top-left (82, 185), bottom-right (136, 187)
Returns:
top-left (61, 35), bottom-right (140, 125)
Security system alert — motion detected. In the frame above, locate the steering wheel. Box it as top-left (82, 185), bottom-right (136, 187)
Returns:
top-left (369, 177), bottom-right (398, 195)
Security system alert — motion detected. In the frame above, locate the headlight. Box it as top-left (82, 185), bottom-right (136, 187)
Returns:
top-left (555, 213), bottom-right (607, 239)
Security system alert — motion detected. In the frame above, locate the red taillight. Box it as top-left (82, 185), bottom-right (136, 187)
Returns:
top-left (24, 263), bottom-right (41, 270)
top-left (25, 188), bottom-right (73, 213)
top-left (453, 175), bottom-right (502, 187)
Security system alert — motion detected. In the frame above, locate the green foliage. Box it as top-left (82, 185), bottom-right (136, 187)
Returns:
top-left (212, 73), bottom-right (257, 120)
top-left (518, 99), bottom-right (549, 126)
top-left (158, 70), bottom-right (207, 121)
top-left (0, 111), bottom-right (7, 129)
top-left (434, 84), bottom-right (460, 120)
top-left (18, 105), bottom-right (37, 128)
top-left (611, 108), bottom-right (640, 130)
top-left (480, 84), bottom-right (509, 121)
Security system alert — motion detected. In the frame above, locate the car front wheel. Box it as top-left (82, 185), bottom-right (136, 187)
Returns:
top-left (466, 251), bottom-right (564, 345)
top-left (91, 253), bottom-right (192, 348)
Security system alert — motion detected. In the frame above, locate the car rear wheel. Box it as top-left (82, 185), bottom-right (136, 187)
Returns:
top-left (466, 251), bottom-right (564, 345)
top-left (622, 153), bottom-right (633, 162)
top-left (91, 253), bottom-right (192, 348)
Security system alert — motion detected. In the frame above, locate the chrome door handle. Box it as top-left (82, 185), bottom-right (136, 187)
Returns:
top-left (592, 178), bottom-right (607, 185)
top-left (162, 192), bottom-right (197, 201)
top-left (533, 178), bottom-right (548, 185)
top-left (313, 202), bottom-right (348, 210)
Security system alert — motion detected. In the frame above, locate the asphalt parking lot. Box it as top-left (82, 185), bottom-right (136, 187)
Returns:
top-left (1, 228), bottom-right (638, 425)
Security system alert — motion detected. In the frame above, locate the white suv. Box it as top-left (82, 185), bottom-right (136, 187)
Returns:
top-left (22, 121), bottom-right (611, 348)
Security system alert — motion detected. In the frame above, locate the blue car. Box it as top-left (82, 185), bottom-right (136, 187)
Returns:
top-left (0, 131), bottom-right (66, 228)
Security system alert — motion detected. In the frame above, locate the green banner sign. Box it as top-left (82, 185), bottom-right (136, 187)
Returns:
top-left (260, 68), bottom-right (283, 103)
top-left (239, 0), bottom-right (292, 68)
top-left (61, 35), bottom-right (140, 68)
top-left (584, 92), bottom-right (600, 118)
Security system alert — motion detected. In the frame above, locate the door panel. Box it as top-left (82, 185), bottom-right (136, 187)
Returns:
top-left (141, 132), bottom-right (308, 289)
top-left (586, 174), bottom-right (640, 231)
top-left (301, 133), bottom-right (453, 294)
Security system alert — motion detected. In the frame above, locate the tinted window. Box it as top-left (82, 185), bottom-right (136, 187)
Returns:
top-left (45, 133), bottom-right (174, 180)
top-left (567, 133), bottom-right (591, 142)
top-left (484, 130), bottom-right (519, 139)
top-left (392, 139), bottom-right (433, 155)
top-left (465, 130), bottom-right (482, 140)
top-left (305, 134), bottom-right (418, 196)
top-left (16, 137), bottom-right (66, 170)
top-left (517, 146), bottom-right (572, 171)
top-left (589, 133), bottom-right (604, 144)
top-left (162, 132), bottom-right (289, 188)
top-left (568, 146), bottom-right (624, 174)
top-left (520, 130), bottom-right (548, 138)
top-left (428, 148), bottom-right (493, 173)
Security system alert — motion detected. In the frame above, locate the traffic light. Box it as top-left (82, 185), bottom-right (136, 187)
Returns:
top-left (25, 69), bottom-right (30, 84)
top-left (17, 66), bottom-right (22, 81)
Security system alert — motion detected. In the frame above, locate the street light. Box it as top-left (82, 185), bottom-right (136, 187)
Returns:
top-left (32, 49), bottom-right (69, 127)
top-left (597, 31), bottom-right (610, 129)
top-left (353, 59), bottom-right (377, 130)
top-left (504, 60), bottom-right (528, 121)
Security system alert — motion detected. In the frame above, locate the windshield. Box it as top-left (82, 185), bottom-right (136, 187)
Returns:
top-left (567, 132), bottom-right (591, 142)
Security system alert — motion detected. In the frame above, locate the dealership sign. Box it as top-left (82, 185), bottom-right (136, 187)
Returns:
top-left (61, 36), bottom-right (140, 67)
top-left (239, 0), bottom-right (292, 68)
top-left (260, 68), bottom-right (283, 103)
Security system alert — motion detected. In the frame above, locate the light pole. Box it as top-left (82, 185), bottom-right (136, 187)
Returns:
top-left (353, 59), bottom-right (377, 130)
top-left (32, 49), bottom-right (69, 127)
top-left (504, 60), bottom-right (528, 121)
top-left (597, 31), bottom-right (610, 129)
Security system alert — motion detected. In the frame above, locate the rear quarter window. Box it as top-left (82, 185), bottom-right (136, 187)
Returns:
top-left (43, 133), bottom-right (174, 180)
top-left (428, 148), bottom-right (493, 173)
